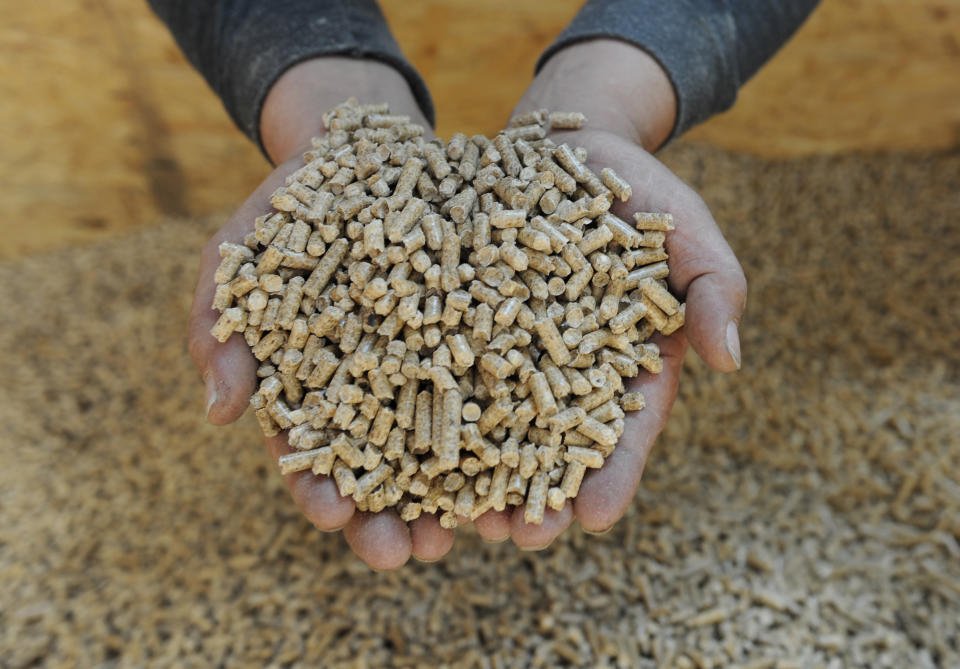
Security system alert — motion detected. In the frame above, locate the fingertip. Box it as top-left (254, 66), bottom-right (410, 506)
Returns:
top-left (573, 421), bottom-right (651, 532)
top-left (510, 503), bottom-right (574, 551)
top-left (683, 271), bottom-right (746, 373)
top-left (410, 514), bottom-right (455, 562)
top-left (344, 511), bottom-right (412, 571)
top-left (204, 334), bottom-right (258, 425)
top-left (290, 473), bottom-right (356, 531)
top-left (575, 346), bottom-right (684, 534)
top-left (473, 509), bottom-right (512, 543)
top-left (265, 433), bottom-right (357, 531)
top-left (573, 459), bottom-right (629, 533)
top-left (573, 484), bottom-right (623, 535)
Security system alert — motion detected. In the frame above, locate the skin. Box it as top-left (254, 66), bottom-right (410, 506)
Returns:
top-left (188, 42), bottom-right (747, 570)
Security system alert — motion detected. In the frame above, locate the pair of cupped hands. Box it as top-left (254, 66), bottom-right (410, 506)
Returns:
top-left (189, 41), bottom-right (747, 570)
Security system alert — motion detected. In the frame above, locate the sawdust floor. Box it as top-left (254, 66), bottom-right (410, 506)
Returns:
top-left (0, 144), bottom-right (957, 668)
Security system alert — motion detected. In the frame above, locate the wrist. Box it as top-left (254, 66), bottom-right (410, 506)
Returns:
top-left (522, 40), bottom-right (677, 152)
top-left (260, 57), bottom-right (431, 164)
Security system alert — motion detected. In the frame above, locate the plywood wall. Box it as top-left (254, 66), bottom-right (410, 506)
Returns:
top-left (1, 0), bottom-right (957, 259)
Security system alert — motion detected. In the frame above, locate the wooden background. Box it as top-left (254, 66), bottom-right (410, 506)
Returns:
top-left (1, 0), bottom-right (958, 259)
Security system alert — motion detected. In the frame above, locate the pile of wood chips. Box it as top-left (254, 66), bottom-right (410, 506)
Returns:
top-left (210, 100), bottom-right (684, 526)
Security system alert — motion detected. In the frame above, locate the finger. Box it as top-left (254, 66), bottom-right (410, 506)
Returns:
top-left (509, 501), bottom-right (574, 551)
top-left (264, 434), bottom-right (355, 531)
top-left (658, 197), bottom-right (745, 373)
top-left (187, 241), bottom-right (258, 424)
top-left (636, 192), bottom-right (744, 373)
top-left (574, 332), bottom-right (687, 533)
top-left (205, 336), bottom-right (258, 425)
top-left (343, 511), bottom-right (413, 571)
top-left (631, 187), bottom-right (744, 372)
top-left (187, 156), bottom-right (304, 423)
top-left (679, 262), bottom-right (746, 372)
top-left (472, 509), bottom-right (513, 543)
top-left (409, 514), bottom-right (455, 562)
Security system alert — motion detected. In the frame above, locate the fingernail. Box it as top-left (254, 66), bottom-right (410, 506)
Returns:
top-left (482, 535), bottom-right (510, 544)
top-left (725, 321), bottom-right (741, 370)
top-left (520, 541), bottom-right (553, 552)
top-left (413, 556), bottom-right (442, 563)
top-left (583, 526), bottom-right (614, 536)
top-left (204, 373), bottom-right (218, 421)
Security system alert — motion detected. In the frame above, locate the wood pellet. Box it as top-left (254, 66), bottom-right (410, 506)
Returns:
top-left (210, 99), bottom-right (684, 524)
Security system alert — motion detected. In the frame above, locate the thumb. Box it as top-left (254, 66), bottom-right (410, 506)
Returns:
top-left (187, 159), bottom-right (303, 424)
top-left (660, 192), bottom-right (747, 372)
top-left (595, 140), bottom-right (747, 373)
top-left (188, 233), bottom-right (258, 426)
top-left (681, 266), bottom-right (746, 372)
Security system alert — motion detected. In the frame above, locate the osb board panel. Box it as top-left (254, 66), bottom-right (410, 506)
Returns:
top-left (1, 0), bottom-right (958, 260)
top-left (685, 0), bottom-right (960, 155)
top-left (0, 1), bottom-right (266, 258)
top-left (379, 0), bottom-right (583, 137)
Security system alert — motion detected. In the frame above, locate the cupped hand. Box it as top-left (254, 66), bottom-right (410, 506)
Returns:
top-left (501, 40), bottom-right (748, 550)
top-left (187, 45), bottom-right (747, 567)
top-left (187, 58), bottom-right (458, 570)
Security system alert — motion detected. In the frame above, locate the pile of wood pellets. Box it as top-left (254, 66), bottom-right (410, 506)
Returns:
top-left (209, 100), bottom-right (684, 526)
top-left (3, 145), bottom-right (958, 668)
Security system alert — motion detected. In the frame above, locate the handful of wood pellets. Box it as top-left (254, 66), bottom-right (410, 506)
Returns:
top-left (210, 100), bottom-right (684, 527)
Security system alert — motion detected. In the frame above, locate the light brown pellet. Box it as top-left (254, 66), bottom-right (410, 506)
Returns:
top-left (564, 445), bottom-right (605, 468)
top-left (632, 211), bottom-right (675, 231)
top-left (331, 459), bottom-right (358, 497)
top-left (576, 415), bottom-right (618, 447)
top-left (548, 111), bottom-right (587, 129)
top-left (639, 278), bottom-right (681, 316)
top-left (620, 391), bottom-right (645, 411)
top-left (436, 389), bottom-right (462, 469)
top-left (489, 209), bottom-right (526, 229)
top-left (528, 372), bottom-right (559, 418)
top-left (608, 302), bottom-right (648, 335)
top-left (546, 486), bottom-right (566, 511)
top-left (461, 402), bottom-right (482, 422)
top-left (412, 390), bottom-right (432, 453)
top-left (210, 307), bottom-right (243, 343)
top-left (524, 470), bottom-right (549, 524)
top-left (278, 448), bottom-right (324, 475)
top-left (661, 303), bottom-right (686, 336)
top-left (600, 168), bottom-right (632, 202)
top-left (560, 460), bottom-right (587, 498)
top-left (530, 318), bottom-right (570, 367)
top-left (355, 462), bottom-right (393, 501)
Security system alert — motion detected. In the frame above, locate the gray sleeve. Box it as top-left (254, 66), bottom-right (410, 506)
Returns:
top-left (537, 0), bottom-right (820, 141)
top-left (146, 0), bottom-right (434, 155)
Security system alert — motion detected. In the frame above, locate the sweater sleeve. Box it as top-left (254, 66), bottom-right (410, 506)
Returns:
top-left (146, 0), bottom-right (434, 154)
top-left (537, 0), bottom-right (820, 141)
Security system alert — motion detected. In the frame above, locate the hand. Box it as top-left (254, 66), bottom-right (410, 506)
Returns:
top-left (498, 40), bottom-right (747, 549)
top-left (188, 58), bottom-right (460, 570)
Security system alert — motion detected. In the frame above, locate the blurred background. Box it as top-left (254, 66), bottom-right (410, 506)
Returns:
top-left (1, 0), bottom-right (957, 258)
